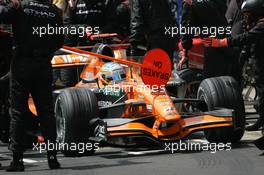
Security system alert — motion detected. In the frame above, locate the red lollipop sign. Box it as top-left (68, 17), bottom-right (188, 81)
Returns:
top-left (141, 49), bottom-right (172, 88)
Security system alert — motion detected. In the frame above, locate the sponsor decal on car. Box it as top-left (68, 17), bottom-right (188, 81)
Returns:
top-left (98, 101), bottom-right (112, 107)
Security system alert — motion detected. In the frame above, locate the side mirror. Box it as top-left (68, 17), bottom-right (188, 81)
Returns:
top-left (82, 77), bottom-right (100, 88)
top-left (82, 77), bottom-right (98, 83)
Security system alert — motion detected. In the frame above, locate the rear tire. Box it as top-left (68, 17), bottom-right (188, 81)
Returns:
top-left (198, 76), bottom-right (245, 143)
top-left (55, 88), bottom-right (99, 157)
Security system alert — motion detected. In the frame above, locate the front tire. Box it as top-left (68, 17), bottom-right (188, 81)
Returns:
top-left (55, 88), bottom-right (99, 156)
top-left (198, 76), bottom-right (245, 143)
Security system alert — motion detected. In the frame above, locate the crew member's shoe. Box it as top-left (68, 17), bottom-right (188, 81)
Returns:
top-left (6, 152), bottom-right (24, 172)
top-left (47, 152), bottom-right (61, 169)
top-left (0, 162), bottom-right (4, 170)
top-left (6, 161), bottom-right (24, 172)
top-left (246, 117), bottom-right (264, 131)
top-left (254, 136), bottom-right (264, 150)
top-left (254, 136), bottom-right (264, 156)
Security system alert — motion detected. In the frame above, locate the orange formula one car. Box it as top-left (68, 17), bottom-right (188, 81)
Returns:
top-left (0, 32), bottom-right (246, 154)
top-left (27, 43), bottom-right (244, 157)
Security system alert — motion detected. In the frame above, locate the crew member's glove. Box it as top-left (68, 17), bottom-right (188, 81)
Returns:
top-left (202, 38), bottom-right (228, 47)
top-left (177, 50), bottom-right (189, 70)
top-left (183, 0), bottom-right (192, 5)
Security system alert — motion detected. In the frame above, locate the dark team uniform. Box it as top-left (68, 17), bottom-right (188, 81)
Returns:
top-left (228, 18), bottom-right (264, 130)
top-left (225, 0), bottom-right (244, 37)
top-left (64, 0), bottom-right (118, 46)
top-left (115, 0), bottom-right (130, 37)
top-left (0, 27), bottom-right (12, 144)
top-left (181, 0), bottom-right (241, 83)
top-left (0, 0), bottom-right (64, 171)
top-left (129, 0), bottom-right (179, 61)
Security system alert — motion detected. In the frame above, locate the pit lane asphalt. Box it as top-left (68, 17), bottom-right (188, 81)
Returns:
top-left (0, 113), bottom-right (263, 175)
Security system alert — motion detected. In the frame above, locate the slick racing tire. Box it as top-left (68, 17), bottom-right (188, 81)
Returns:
top-left (198, 76), bottom-right (245, 143)
top-left (55, 88), bottom-right (99, 157)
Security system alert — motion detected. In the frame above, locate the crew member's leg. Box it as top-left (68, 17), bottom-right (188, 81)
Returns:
top-left (247, 54), bottom-right (264, 131)
top-left (7, 59), bottom-right (29, 172)
top-left (30, 59), bottom-right (60, 169)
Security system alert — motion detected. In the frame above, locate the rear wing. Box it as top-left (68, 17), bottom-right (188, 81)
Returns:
top-left (51, 43), bottom-right (130, 68)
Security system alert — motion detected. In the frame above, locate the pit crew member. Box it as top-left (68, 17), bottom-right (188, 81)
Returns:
top-left (202, 0), bottom-right (264, 131)
top-left (129, 0), bottom-right (179, 63)
top-left (0, 0), bottom-right (64, 171)
top-left (180, 0), bottom-right (242, 84)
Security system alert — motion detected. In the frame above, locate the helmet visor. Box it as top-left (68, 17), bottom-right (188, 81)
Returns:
top-left (104, 70), bottom-right (126, 83)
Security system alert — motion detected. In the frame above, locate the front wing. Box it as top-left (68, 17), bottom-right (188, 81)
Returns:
top-left (103, 109), bottom-right (234, 142)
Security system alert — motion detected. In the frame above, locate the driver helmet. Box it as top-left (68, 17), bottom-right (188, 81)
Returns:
top-left (100, 62), bottom-right (126, 84)
top-left (241, 0), bottom-right (264, 18)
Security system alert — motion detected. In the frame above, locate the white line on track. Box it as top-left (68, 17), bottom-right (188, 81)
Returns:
top-left (23, 159), bottom-right (38, 163)
top-left (189, 139), bottom-right (209, 144)
top-left (126, 149), bottom-right (166, 155)
top-left (0, 153), bottom-right (39, 164)
top-left (125, 139), bottom-right (210, 155)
